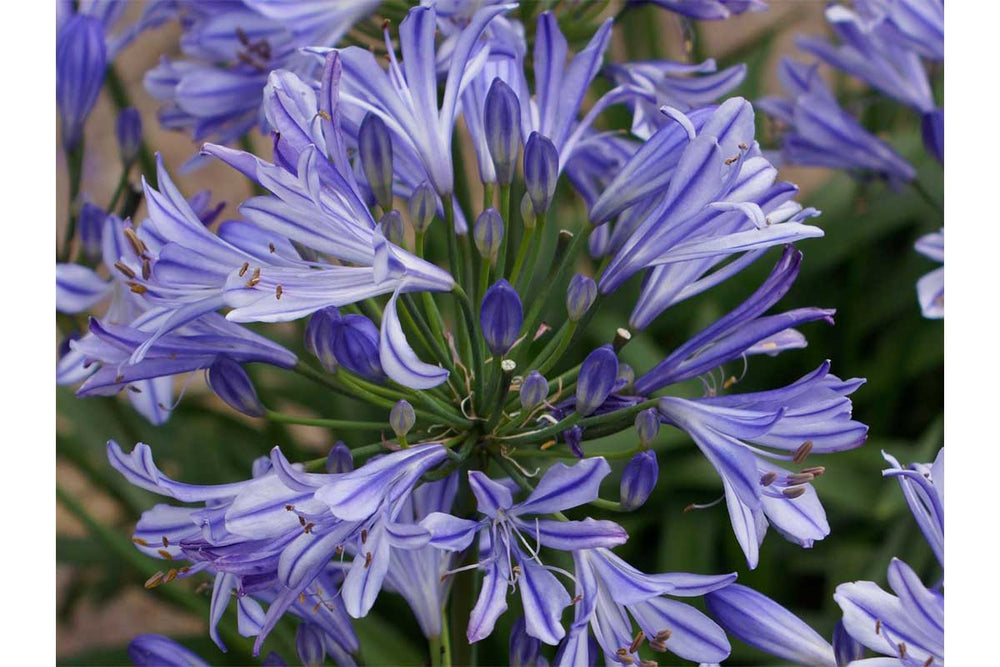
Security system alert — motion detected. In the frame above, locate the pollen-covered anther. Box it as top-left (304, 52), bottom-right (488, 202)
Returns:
top-left (132, 537), bottom-right (149, 546)
top-left (142, 258), bottom-right (151, 280)
top-left (164, 568), bottom-right (178, 584)
top-left (275, 284), bottom-right (283, 300)
top-left (760, 471), bottom-right (778, 486)
top-left (114, 261), bottom-right (136, 279)
top-left (144, 571), bottom-right (165, 589)
top-left (738, 142), bottom-right (749, 150)
top-left (793, 440), bottom-right (814, 464)
top-left (802, 466), bottom-right (826, 477)
top-left (268, 242), bottom-right (276, 253)
top-left (364, 551), bottom-right (373, 569)
top-left (724, 154), bottom-right (740, 165)
top-left (195, 581), bottom-right (211, 595)
top-left (782, 486), bottom-right (806, 499)
top-left (246, 267), bottom-right (261, 287)
top-left (787, 472), bottom-right (815, 485)
top-left (285, 504), bottom-right (295, 511)
top-left (655, 629), bottom-right (672, 642)
top-left (157, 549), bottom-right (173, 560)
top-left (639, 661), bottom-right (658, 667)
top-left (123, 228), bottom-right (147, 256)
top-left (570, 594), bottom-right (583, 605)
top-left (335, 545), bottom-right (344, 556)
top-left (298, 516), bottom-right (306, 526)
top-left (303, 522), bottom-right (314, 534)
top-left (161, 536), bottom-right (169, 548)
top-left (615, 648), bottom-right (635, 665)
top-left (923, 657), bottom-right (933, 667)
top-left (299, 592), bottom-right (307, 604)
top-left (629, 631), bottom-right (645, 653)
top-left (128, 282), bottom-right (147, 294)
top-left (361, 529), bottom-right (368, 544)
top-left (875, 619), bottom-right (881, 635)
top-left (317, 110), bottom-right (332, 121)
top-left (898, 643), bottom-right (907, 658)
top-left (127, 385), bottom-right (141, 393)
top-left (239, 262), bottom-right (249, 277)
top-left (722, 375), bottom-right (738, 389)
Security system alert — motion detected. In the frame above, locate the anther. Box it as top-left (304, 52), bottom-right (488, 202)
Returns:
top-left (132, 537), bottom-right (149, 547)
top-left (275, 284), bottom-right (283, 300)
top-left (124, 228), bottom-right (147, 256)
top-left (722, 375), bottom-right (738, 389)
top-left (303, 522), bottom-right (314, 534)
top-left (157, 548), bottom-right (172, 560)
top-left (285, 504), bottom-right (295, 511)
top-left (540, 439), bottom-right (557, 451)
top-left (570, 594), bottom-right (583, 605)
top-left (782, 486), bottom-right (806, 499)
top-left (144, 571), bottom-right (165, 589)
top-left (875, 619), bottom-right (881, 635)
top-left (629, 631), bottom-right (645, 653)
top-left (364, 552), bottom-right (373, 569)
top-left (361, 529), bottom-right (368, 544)
top-left (724, 154), bottom-right (740, 165)
top-left (787, 472), bottom-right (815, 485)
top-left (760, 471), bottom-right (778, 487)
top-left (268, 242), bottom-right (276, 253)
top-left (164, 568), bottom-right (178, 584)
top-left (298, 516), bottom-right (306, 526)
top-left (128, 282), bottom-right (147, 294)
top-left (615, 648), bottom-right (634, 665)
top-left (335, 545), bottom-right (344, 556)
top-left (649, 640), bottom-right (667, 652)
top-left (239, 262), bottom-right (249, 277)
top-left (162, 536), bottom-right (169, 548)
top-left (246, 267), bottom-right (261, 287)
top-left (115, 374), bottom-right (124, 383)
top-left (382, 18), bottom-right (391, 31)
top-left (127, 385), bottom-right (142, 393)
top-left (738, 142), bottom-right (748, 150)
top-left (317, 110), bottom-right (332, 121)
top-left (923, 657), bottom-right (933, 667)
top-left (793, 440), bottom-right (814, 464)
top-left (655, 629), bottom-right (672, 642)
top-left (898, 643), bottom-right (907, 658)
top-left (195, 582), bottom-right (211, 594)
top-left (299, 592), bottom-right (307, 604)
top-left (639, 661), bottom-right (658, 667)
top-left (142, 258), bottom-right (151, 280)
top-left (114, 261), bottom-right (136, 279)
top-left (802, 466), bottom-right (826, 477)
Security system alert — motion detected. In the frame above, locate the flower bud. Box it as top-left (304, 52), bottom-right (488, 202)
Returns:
top-left (523, 132), bottom-right (559, 216)
top-left (509, 616), bottom-right (541, 667)
top-left (326, 440), bottom-right (354, 473)
top-left (485, 78), bottom-right (522, 185)
top-left (474, 208), bottom-right (504, 261)
top-left (116, 107), bottom-right (143, 166)
top-left (520, 192), bottom-right (536, 229)
top-left (206, 357), bottom-right (265, 417)
top-left (635, 408), bottom-right (660, 446)
top-left (333, 313), bottom-right (384, 381)
top-left (921, 109), bottom-right (944, 164)
top-left (620, 450), bottom-right (658, 511)
top-left (380, 210), bottom-right (406, 246)
top-left (78, 202), bottom-right (106, 261)
top-left (575, 344), bottom-right (618, 416)
top-left (296, 623), bottom-right (325, 667)
top-left (304, 307), bottom-right (339, 372)
top-left (408, 181), bottom-right (437, 232)
top-left (564, 425), bottom-right (584, 458)
top-left (56, 15), bottom-right (107, 151)
top-left (566, 273), bottom-right (597, 322)
top-left (390, 399), bottom-right (415, 437)
top-left (359, 112), bottom-right (394, 210)
top-left (480, 279), bottom-right (523, 356)
top-left (519, 370), bottom-right (549, 410)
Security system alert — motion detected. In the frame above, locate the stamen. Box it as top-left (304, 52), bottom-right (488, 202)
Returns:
top-left (239, 262), bottom-right (249, 277)
top-left (285, 504), bottom-right (295, 511)
top-left (128, 282), bottom-right (147, 294)
top-left (142, 258), bottom-right (151, 280)
top-left (923, 657), bottom-right (933, 667)
top-left (738, 142), bottom-right (749, 150)
top-left (787, 472), bottom-right (815, 485)
top-left (164, 568), bottom-right (178, 584)
top-left (268, 242), bottom-right (276, 253)
top-left (639, 661), bottom-right (658, 667)
top-left (629, 631), bottom-right (645, 653)
top-left (114, 261), bottom-right (136, 279)
top-left (335, 545), bottom-right (344, 556)
top-left (161, 536), bottom-right (169, 548)
top-left (144, 571), bottom-right (165, 589)
top-left (124, 228), bottom-right (147, 256)
top-left (898, 643), bottom-right (907, 658)
top-left (684, 496), bottom-right (724, 512)
top-left (724, 154), bottom-right (740, 165)
top-left (539, 439), bottom-right (557, 451)
top-left (157, 549), bottom-right (173, 560)
top-left (361, 529), bottom-right (368, 544)
top-left (802, 466), bottom-right (826, 477)
top-left (132, 537), bottom-right (149, 547)
top-left (875, 619), bottom-right (881, 635)
top-left (246, 267), bottom-right (261, 287)
top-left (760, 471), bottom-right (778, 487)
top-left (303, 522), bottom-right (314, 534)
top-left (782, 486), bottom-right (806, 499)
top-left (364, 552), bottom-right (373, 569)
top-left (615, 648), bottom-right (634, 665)
top-left (655, 629), bottom-right (672, 642)
top-left (195, 582), bottom-right (211, 595)
top-left (317, 110), bottom-right (332, 121)
top-left (275, 284), bottom-right (283, 300)
top-left (793, 440), bottom-right (814, 464)
top-left (127, 385), bottom-right (142, 394)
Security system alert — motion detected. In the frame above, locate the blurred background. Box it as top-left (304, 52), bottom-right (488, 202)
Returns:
top-left (56, 1), bottom-right (943, 664)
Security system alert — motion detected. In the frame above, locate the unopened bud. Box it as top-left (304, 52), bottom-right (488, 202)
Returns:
top-left (484, 78), bottom-right (522, 185)
top-left (563, 425), bottom-right (584, 458)
top-left (78, 202), bottom-right (106, 260)
top-left (296, 623), bottom-right (325, 667)
top-left (390, 399), bottom-right (415, 437)
top-left (408, 181), bottom-right (437, 232)
top-left (206, 357), bottom-right (265, 417)
top-left (509, 616), bottom-right (541, 666)
top-left (519, 370), bottom-right (549, 410)
top-left (635, 408), bottom-right (660, 446)
top-left (380, 210), bottom-right (406, 246)
top-left (620, 450), bottom-right (658, 510)
top-left (617, 363), bottom-right (635, 391)
top-left (480, 279), bottom-right (523, 356)
top-left (473, 208), bottom-right (504, 261)
top-left (576, 345), bottom-right (618, 416)
top-left (116, 107), bottom-right (143, 166)
top-left (566, 273), bottom-right (597, 322)
top-left (523, 132), bottom-right (559, 216)
top-left (359, 112), bottom-right (394, 210)
top-left (326, 441), bottom-right (354, 473)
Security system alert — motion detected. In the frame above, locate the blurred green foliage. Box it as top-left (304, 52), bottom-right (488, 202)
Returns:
top-left (56, 3), bottom-right (943, 664)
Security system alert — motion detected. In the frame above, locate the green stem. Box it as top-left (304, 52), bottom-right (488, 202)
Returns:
top-left (534, 321), bottom-right (579, 376)
top-left (443, 196), bottom-right (464, 287)
top-left (59, 141), bottom-right (84, 263)
top-left (107, 165), bottom-right (131, 214)
top-left (453, 285), bottom-right (485, 413)
top-left (911, 178), bottom-right (944, 216)
top-left (264, 410), bottom-right (390, 431)
top-left (104, 66), bottom-right (157, 187)
top-left (496, 184), bottom-right (512, 279)
top-left (508, 225), bottom-right (534, 287)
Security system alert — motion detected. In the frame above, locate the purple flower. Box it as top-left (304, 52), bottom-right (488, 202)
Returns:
top-left (757, 58), bottom-right (916, 183)
top-left (641, 0), bottom-right (768, 21)
top-left (206, 356), bottom-right (266, 417)
top-left (914, 230), bottom-right (943, 319)
top-left (620, 450), bottom-right (659, 511)
top-left (56, 15), bottom-right (106, 151)
top-left (128, 634), bottom-right (209, 667)
top-left (575, 345), bottom-right (619, 416)
top-left (883, 448), bottom-right (943, 566)
top-left (420, 458), bottom-right (627, 645)
top-left (557, 548), bottom-right (734, 665)
top-left (473, 208), bottom-right (505, 261)
top-left (519, 371), bottom-right (549, 410)
top-left (484, 78), bottom-right (523, 185)
top-left (480, 280), bottom-right (524, 356)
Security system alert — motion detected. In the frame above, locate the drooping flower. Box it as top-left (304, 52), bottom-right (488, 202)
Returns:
top-left (420, 458), bottom-right (628, 645)
top-left (914, 230), bottom-right (943, 319)
top-left (757, 58), bottom-right (916, 184)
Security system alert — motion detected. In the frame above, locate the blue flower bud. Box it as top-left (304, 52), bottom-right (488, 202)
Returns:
top-left (566, 273), bottom-right (597, 321)
top-left (474, 208), bottom-right (504, 261)
top-left (635, 408), bottom-right (660, 446)
top-left (326, 441), bottom-right (354, 473)
top-left (408, 181), bottom-right (437, 232)
top-left (206, 357), bottom-right (265, 417)
top-left (116, 107), bottom-right (143, 166)
top-left (304, 307), bottom-right (340, 372)
top-left (380, 210), bottom-right (406, 246)
top-left (78, 202), bottom-right (106, 261)
top-left (480, 279), bottom-right (523, 356)
top-left (56, 15), bottom-right (107, 151)
top-left (564, 425), bottom-right (584, 458)
top-left (523, 132), bottom-right (559, 216)
top-left (359, 112), bottom-right (394, 210)
top-left (485, 78), bottom-right (522, 185)
top-left (390, 399), bottom-right (415, 437)
top-left (575, 344), bottom-right (618, 416)
top-left (296, 623), bottom-right (325, 667)
top-left (519, 370), bottom-right (549, 410)
top-left (620, 450), bottom-right (658, 511)
top-left (509, 616), bottom-right (541, 667)
top-left (334, 314), bottom-right (384, 381)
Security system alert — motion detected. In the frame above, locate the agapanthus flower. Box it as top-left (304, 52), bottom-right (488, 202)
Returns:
top-left (798, 2), bottom-right (942, 161)
top-left (109, 439), bottom-right (450, 656)
top-left (144, 0), bottom-right (378, 151)
top-left (420, 458), bottom-right (628, 645)
top-left (557, 548), bottom-right (735, 665)
top-left (638, 0), bottom-right (768, 21)
top-left (128, 634), bottom-right (210, 667)
top-left (914, 230), bottom-right (943, 320)
top-left (757, 58), bottom-right (916, 184)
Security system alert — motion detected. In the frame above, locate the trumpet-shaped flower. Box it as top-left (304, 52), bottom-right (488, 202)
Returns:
top-left (914, 230), bottom-right (943, 319)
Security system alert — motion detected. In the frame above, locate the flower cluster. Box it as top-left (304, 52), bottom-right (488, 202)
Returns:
top-left (51, 1), bottom-right (948, 665)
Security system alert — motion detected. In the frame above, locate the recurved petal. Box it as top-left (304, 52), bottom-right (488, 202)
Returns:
top-left (518, 553), bottom-right (571, 645)
top-left (468, 561), bottom-right (509, 643)
top-left (705, 584), bottom-right (836, 666)
top-left (379, 290), bottom-right (450, 389)
top-left (513, 457), bottom-right (611, 516)
top-left (515, 517), bottom-right (628, 551)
